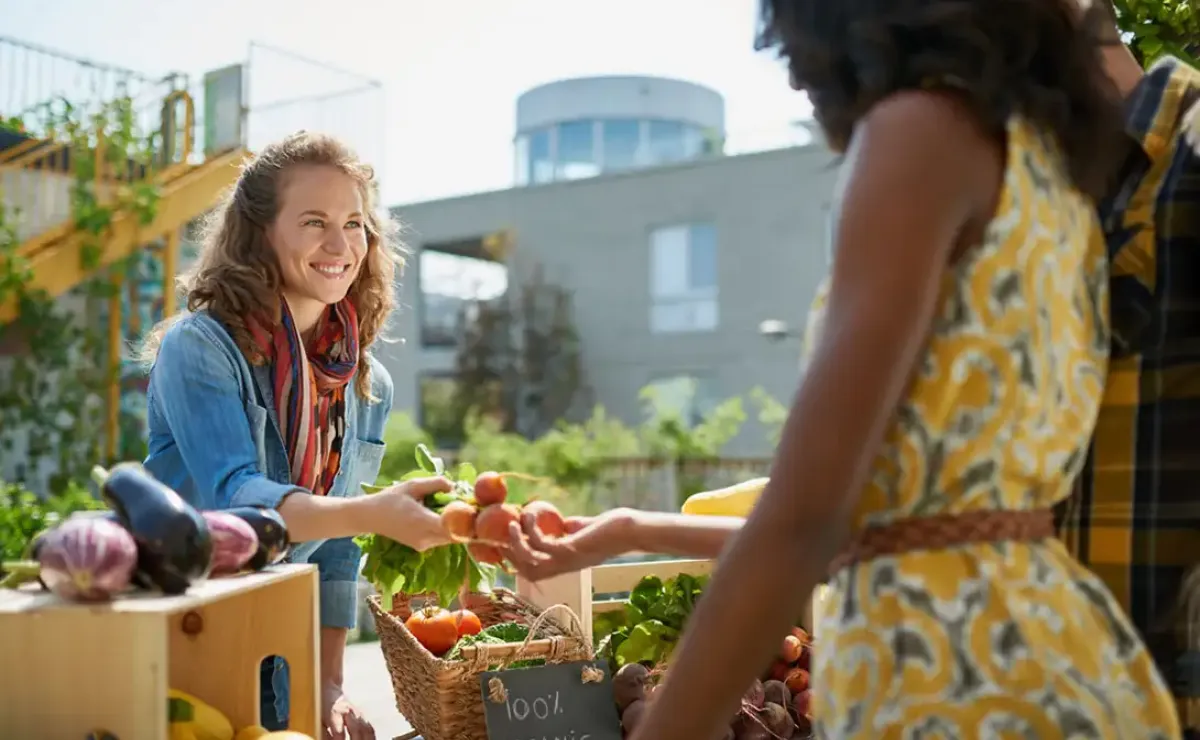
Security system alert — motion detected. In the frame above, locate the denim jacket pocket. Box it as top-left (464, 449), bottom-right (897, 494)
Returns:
top-left (244, 402), bottom-right (270, 474)
top-left (350, 438), bottom-right (384, 491)
top-left (335, 438), bottom-right (386, 497)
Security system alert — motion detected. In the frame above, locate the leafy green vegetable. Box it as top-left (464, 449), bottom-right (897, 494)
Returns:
top-left (416, 444), bottom-right (443, 476)
top-left (615, 620), bottom-right (679, 667)
top-left (357, 444), bottom-right (498, 609)
top-left (602, 572), bottom-right (708, 668)
top-left (445, 621), bottom-right (545, 668)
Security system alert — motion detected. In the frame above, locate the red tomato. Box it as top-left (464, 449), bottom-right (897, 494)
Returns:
top-left (452, 608), bottom-right (483, 637)
top-left (404, 606), bottom-right (459, 656)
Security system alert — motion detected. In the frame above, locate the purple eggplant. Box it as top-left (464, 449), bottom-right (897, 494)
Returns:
top-left (222, 506), bottom-right (291, 570)
top-left (93, 463), bottom-right (213, 594)
top-left (37, 516), bottom-right (138, 601)
top-left (201, 511), bottom-right (260, 574)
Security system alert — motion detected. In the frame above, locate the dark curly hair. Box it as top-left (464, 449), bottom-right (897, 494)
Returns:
top-left (756, 0), bottom-right (1128, 198)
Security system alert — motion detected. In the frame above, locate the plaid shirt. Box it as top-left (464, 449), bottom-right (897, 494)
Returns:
top-left (1059, 56), bottom-right (1200, 724)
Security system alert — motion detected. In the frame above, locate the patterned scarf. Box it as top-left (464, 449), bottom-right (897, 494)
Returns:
top-left (250, 299), bottom-right (360, 496)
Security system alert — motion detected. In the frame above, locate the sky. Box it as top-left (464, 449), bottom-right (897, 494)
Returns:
top-left (2, 0), bottom-right (813, 207)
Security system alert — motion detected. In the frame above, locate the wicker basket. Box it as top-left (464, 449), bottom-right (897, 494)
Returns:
top-left (370, 589), bottom-right (595, 740)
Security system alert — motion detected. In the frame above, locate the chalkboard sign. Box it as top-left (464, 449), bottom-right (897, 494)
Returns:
top-left (479, 660), bottom-right (622, 740)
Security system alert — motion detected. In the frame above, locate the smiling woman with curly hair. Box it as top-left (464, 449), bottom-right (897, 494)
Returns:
top-left (140, 132), bottom-right (457, 737)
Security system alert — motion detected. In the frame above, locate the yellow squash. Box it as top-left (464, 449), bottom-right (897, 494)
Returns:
top-left (233, 727), bottom-right (271, 740)
top-left (259, 733), bottom-right (316, 739)
top-left (168, 688), bottom-right (235, 740)
top-left (680, 477), bottom-right (769, 518)
top-left (169, 725), bottom-right (197, 740)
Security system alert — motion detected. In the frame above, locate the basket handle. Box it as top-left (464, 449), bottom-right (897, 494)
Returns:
top-left (468, 602), bottom-right (590, 669)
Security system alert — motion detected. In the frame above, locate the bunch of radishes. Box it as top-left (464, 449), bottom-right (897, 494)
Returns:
top-left (612, 627), bottom-right (815, 739)
top-left (756, 626), bottom-right (814, 738)
top-left (439, 471), bottom-right (567, 564)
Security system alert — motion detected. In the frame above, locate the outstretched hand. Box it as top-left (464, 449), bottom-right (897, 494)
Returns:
top-left (505, 508), bottom-right (639, 581)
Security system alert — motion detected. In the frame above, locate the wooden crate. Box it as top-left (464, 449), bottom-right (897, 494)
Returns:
top-left (0, 564), bottom-right (320, 740)
top-left (517, 557), bottom-right (828, 641)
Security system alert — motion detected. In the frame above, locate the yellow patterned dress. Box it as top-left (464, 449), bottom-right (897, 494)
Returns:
top-left (806, 117), bottom-right (1180, 739)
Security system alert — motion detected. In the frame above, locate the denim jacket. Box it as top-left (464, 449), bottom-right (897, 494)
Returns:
top-left (143, 310), bottom-right (391, 629)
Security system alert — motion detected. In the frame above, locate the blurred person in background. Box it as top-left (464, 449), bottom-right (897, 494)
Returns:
top-left (141, 132), bottom-right (453, 739)
top-left (1055, 2), bottom-right (1200, 735)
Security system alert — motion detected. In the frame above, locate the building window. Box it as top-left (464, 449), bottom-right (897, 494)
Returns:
top-left (649, 223), bottom-right (718, 333)
top-left (419, 247), bottom-right (508, 348)
top-left (516, 118), bottom-right (718, 186)
top-left (555, 120), bottom-right (599, 180)
top-left (529, 129), bottom-right (554, 184)
top-left (513, 134), bottom-right (530, 186)
top-left (602, 119), bottom-right (642, 172)
top-left (644, 374), bottom-right (719, 427)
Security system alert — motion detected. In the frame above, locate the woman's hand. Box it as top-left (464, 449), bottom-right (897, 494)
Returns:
top-left (364, 476), bottom-right (454, 551)
top-left (505, 508), bottom-right (639, 581)
top-left (323, 681), bottom-right (375, 740)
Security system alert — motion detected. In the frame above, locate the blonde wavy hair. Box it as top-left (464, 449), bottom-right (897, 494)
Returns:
top-left (142, 131), bottom-right (403, 399)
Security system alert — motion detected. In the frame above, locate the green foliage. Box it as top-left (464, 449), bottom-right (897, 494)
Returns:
top-left (637, 380), bottom-right (746, 460)
top-left (0, 96), bottom-right (162, 495)
top-left (750, 386), bottom-right (788, 448)
top-left (446, 621), bottom-right (545, 669)
top-left (380, 385), bottom-right (783, 516)
top-left (1113, 0), bottom-right (1200, 67)
top-left (597, 573), bottom-right (709, 668)
top-left (0, 479), bottom-right (104, 565)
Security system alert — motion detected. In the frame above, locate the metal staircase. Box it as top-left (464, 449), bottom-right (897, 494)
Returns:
top-left (0, 36), bottom-right (247, 467)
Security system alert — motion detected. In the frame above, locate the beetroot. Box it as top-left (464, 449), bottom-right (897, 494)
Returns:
top-left (762, 679), bottom-right (789, 709)
top-left (202, 511), bottom-right (260, 575)
top-left (37, 516), bottom-right (137, 601)
top-left (761, 702), bottom-right (795, 738)
top-left (621, 699), bottom-right (646, 734)
top-left (743, 678), bottom-right (765, 710)
top-left (613, 663), bottom-right (649, 712)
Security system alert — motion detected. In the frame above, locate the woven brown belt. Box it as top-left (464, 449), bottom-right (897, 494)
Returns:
top-left (827, 508), bottom-right (1056, 575)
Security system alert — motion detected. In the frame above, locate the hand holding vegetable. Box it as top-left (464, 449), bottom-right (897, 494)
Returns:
top-left (358, 444), bottom-right (572, 609)
top-left (505, 508), bottom-right (638, 582)
top-left (364, 476), bottom-right (456, 552)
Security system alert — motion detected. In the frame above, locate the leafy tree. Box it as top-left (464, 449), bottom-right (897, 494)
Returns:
top-left (1112, 0), bottom-right (1199, 66)
top-left (451, 263), bottom-right (588, 441)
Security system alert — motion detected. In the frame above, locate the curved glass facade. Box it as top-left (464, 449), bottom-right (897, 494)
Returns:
top-left (514, 118), bottom-right (720, 186)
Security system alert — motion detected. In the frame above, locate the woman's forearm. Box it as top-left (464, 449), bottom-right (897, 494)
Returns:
top-left (277, 491), bottom-right (376, 542)
top-left (628, 511), bottom-right (743, 559)
top-left (320, 626), bottom-right (348, 687)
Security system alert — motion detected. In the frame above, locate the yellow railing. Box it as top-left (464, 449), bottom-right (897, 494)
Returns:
top-left (0, 83), bottom-right (208, 462)
top-left (1, 90), bottom-right (196, 244)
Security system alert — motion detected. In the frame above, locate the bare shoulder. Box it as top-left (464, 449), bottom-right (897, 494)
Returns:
top-left (860, 88), bottom-right (999, 155)
top-left (852, 89), bottom-right (1005, 211)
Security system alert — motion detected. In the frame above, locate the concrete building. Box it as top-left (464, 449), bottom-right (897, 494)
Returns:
top-left (377, 75), bottom-right (839, 455)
